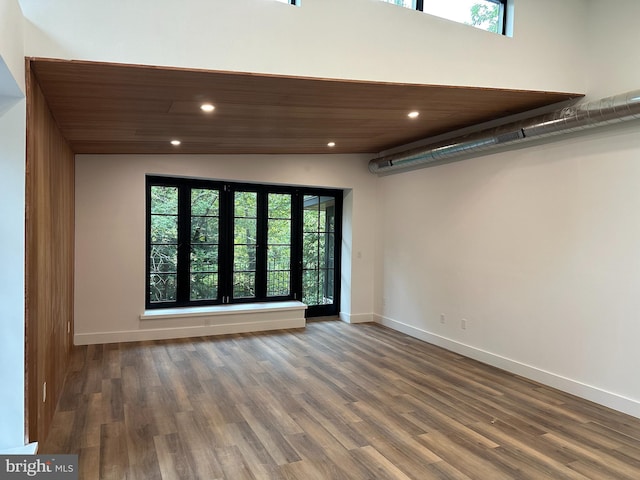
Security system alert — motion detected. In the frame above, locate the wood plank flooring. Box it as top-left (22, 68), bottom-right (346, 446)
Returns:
top-left (41, 321), bottom-right (640, 479)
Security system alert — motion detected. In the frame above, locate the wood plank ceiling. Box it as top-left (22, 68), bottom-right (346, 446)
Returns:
top-left (30, 58), bottom-right (581, 155)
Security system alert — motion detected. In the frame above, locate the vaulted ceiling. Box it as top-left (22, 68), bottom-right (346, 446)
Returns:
top-left (29, 58), bottom-right (581, 155)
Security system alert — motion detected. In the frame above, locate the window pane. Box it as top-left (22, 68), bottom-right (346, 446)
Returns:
top-left (322, 269), bottom-right (335, 305)
top-left (320, 197), bottom-right (335, 231)
top-left (326, 233), bottom-right (335, 269)
top-left (302, 194), bottom-right (338, 308)
top-left (268, 219), bottom-right (291, 245)
top-left (303, 195), bottom-right (319, 232)
top-left (381, 0), bottom-right (503, 34)
top-left (151, 186), bottom-right (178, 215)
top-left (151, 215), bottom-right (177, 244)
top-left (267, 193), bottom-right (292, 298)
top-left (149, 184), bottom-right (178, 304)
top-left (269, 193), bottom-right (291, 219)
top-left (267, 271), bottom-right (290, 297)
top-left (190, 188), bottom-right (220, 296)
top-left (191, 273), bottom-right (218, 301)
top-left (303, 233), bottom-right (319, 269)
top-left (149, 273), bottom-right (177, 302)
top-left (235, 191), bottom-right (257, 217)
top-left (234, 272), bottom-right (255, 298)
top-left (234, 189), bottom-right (258, 290)
top-left (191, 245), bottom-right (218, 273)
top-left (302, 270), bottom-right (319, 305)
top-left (267, 245), bottom-right (291, 297)
top-left (302, 268), bottom-right (334, 306)
top-left (380, 0), bottom-right (416, 8)
top-left (191, 217), bottom-right (218, 244)
top-left (424, 0), bottom-right (502, 33)
top-left (467, 0), bottom-right (502, 33)
top-left (268, 245), bottom-right (291, 270)
top-left (150, 245), bottom-right (177, 273)
top-left (234, 245), bottom-right (257, 271)
top-left (318, 234), bottom-right (326, 267)
top-left (191, 188), bottom-right (219, 216)
top-left (235, 218), bottom-right (257, 245)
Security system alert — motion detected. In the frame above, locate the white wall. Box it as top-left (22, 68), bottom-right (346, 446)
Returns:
top-left (74, 154), bottom-right (377, 341)
top-left (1, 0), bottom-right (25, 93)
top-left (0, 0), bottom-right (27, 452)
top-left (375, 0), bottom-right (640, 418)
top-left (19, 0), bottom-right (587, 92)
top-left (0, 99), bottom-right (27, 452)
top-left (585, 0), bottom-right (640, 99)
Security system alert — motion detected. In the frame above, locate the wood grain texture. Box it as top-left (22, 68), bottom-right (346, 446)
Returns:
top-left (25, 64), bottom-right (75, 443)
top-left (28, 58), bottom-right (580, 155)
top-left (40, 321), bottom-right (640, 479)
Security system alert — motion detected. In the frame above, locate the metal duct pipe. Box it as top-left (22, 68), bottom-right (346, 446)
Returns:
top-left (369, 90), bottom-right (640, 174)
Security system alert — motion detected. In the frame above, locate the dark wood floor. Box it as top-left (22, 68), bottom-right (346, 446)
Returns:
top-left (41, 320), bottom-right (640, 479)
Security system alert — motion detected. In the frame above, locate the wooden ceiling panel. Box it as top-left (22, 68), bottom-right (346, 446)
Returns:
top-left (29, 58), bottom-right (582, 155)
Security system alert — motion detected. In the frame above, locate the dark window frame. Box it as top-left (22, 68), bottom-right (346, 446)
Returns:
top-left (146, 175), bottom-right (342, 317)
top-left (299, 189), bottom-right (343, 318)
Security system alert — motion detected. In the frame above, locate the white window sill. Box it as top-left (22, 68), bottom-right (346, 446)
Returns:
top-left (140, 300), bottom-right (307, 321)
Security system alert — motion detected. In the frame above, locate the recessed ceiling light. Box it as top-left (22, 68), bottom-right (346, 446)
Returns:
top-left (170, 139), bottom-right (181, 146)
top-left (200, 103), bottom-right (215, 113)
top-left (327, 141), bottom-right (336, 147)
top-left (408, 111), bottom-right (420, 119)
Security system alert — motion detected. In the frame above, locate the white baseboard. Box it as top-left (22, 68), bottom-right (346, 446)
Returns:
top-left (340, 312), bottom-right (374, 324)
top-left (374, 314), bottom-right (640, 419)
top-left (75, 317), bottom-right (305, 345)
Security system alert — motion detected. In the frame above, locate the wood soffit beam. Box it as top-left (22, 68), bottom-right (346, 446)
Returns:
top-left (28, 58), bottom-right (582, 156)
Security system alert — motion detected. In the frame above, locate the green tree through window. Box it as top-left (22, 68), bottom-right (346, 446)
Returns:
top-left (267, 193), bottom-right (292, 297)
top-left (470, 2), bottom-right (500, 33)
top-left (190, 188), bottom-right (220, 301)
top-left (149, 186), bottom-right (178, 302)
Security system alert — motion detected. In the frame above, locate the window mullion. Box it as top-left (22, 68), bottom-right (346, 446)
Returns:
top-left (498, 0), bottom-right (507, 35)
top-left (291, 192), bottom-right (302, 301)
top-left (219, 184), bottom-right (233, 303)
top-left (256, 190), bottom-right (268, 300)
top-left (176, 185), bottom-right (191, 304)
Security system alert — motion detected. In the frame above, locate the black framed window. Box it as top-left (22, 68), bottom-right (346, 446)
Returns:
top-left (146, 176), bottom-right (342, 317)
top-left (381, 0), bottom-right (507, 35)
top-left (266, 192), bottom-right (293, 298)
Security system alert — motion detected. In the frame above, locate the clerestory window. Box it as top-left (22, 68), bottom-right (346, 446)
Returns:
top-left (146, 176), bottom-right (342, 317)
top-left (381, 0), bottom-right (507, 35)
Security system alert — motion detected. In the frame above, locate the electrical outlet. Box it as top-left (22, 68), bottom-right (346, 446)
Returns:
top-left (440, 313), bottom-right (445, 324)
top-left (43, 382), bottom-right (47, 403)
top-left (461, 318), bottom-right (468, 330)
